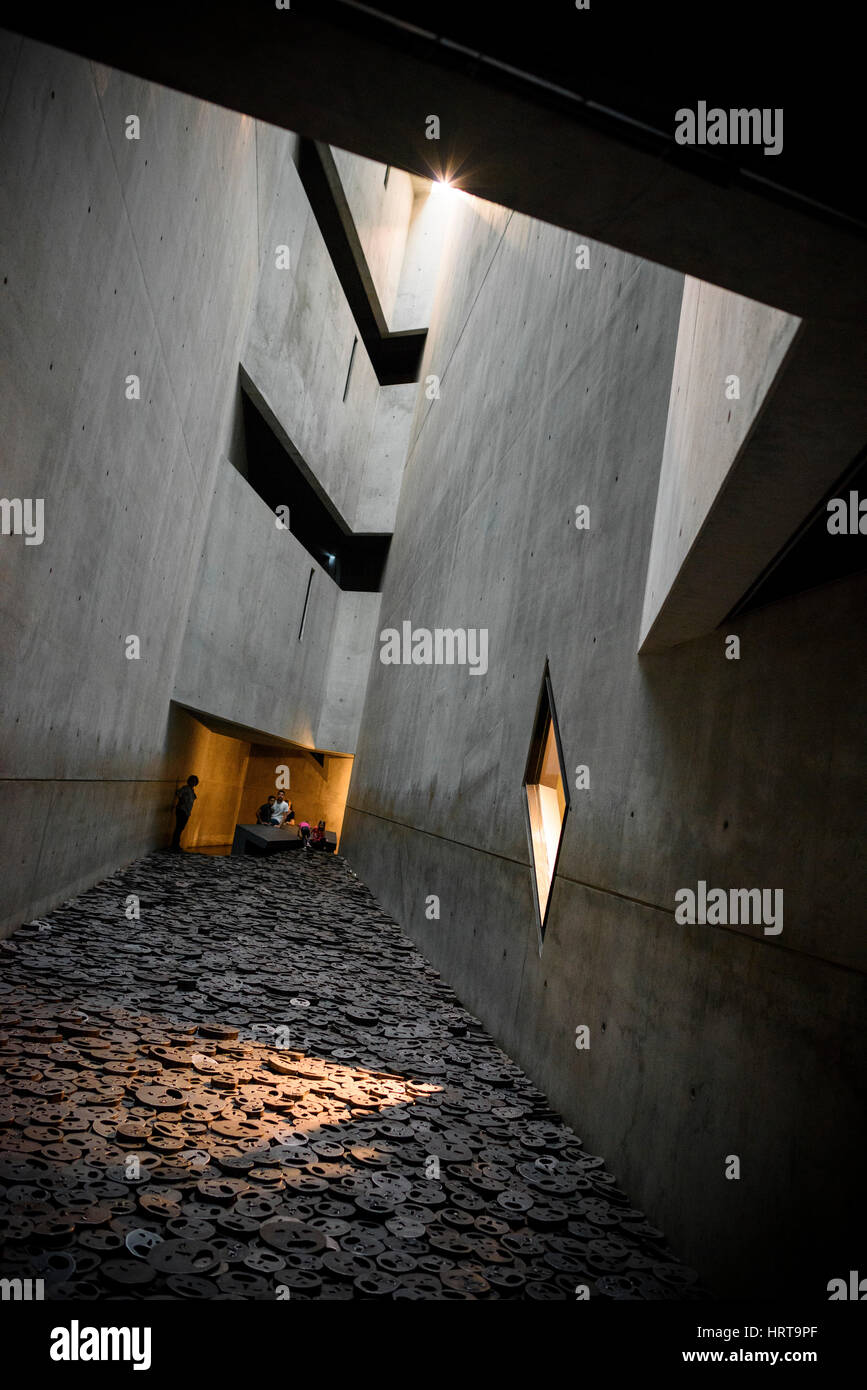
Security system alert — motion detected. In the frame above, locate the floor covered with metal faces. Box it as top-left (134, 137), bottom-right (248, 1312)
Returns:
top-left (0, 851), bottom-right (702, 1300)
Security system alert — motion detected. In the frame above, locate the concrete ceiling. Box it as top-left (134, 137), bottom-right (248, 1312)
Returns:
top-left (5, 0), bottom-right (864, 322)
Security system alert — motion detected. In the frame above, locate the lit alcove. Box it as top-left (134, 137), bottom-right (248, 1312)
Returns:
top-left (522, 663), bottom-right (570, 946)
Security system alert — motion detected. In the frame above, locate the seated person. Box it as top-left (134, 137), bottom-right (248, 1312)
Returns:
top-left (271, 795), bottom-right (290, 825)
top-left (309, 820), bottom-right (327, 849)
top-left (283, 802), bottom-right (295, 825)
top-left (256, 795), bottom-right (277, 825)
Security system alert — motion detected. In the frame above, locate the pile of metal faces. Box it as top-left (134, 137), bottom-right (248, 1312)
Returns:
top-left (0, 850), bottom-right (702, 1300)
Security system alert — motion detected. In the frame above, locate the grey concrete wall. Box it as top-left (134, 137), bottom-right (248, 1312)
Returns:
top-left (340, 191), bottom-right (867, 1295)
top-left (0, 38), bottom-right (264, 933)
top-left (172, 459), bottom-right (340, 750)
top-left (392, 182), bottom-right (451, 331)
top-left (355, 383), bottom-right (416, 533)
top-left (240, 155), bottom-right (380, 530)
top-left (640, 279), bottom-right (800, 648)
top-left (0, 37), bottom-right (412, 935)
top-left (330, 146), bottom-right (414, 324)
top-left (240, 148), bottom-right (424, 534)
top-left (315, 591), bottom-right (383, 754)
top-left (254, 119), bottom-right (300, 268)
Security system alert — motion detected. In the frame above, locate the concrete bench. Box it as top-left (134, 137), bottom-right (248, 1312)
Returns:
top-left (231, 824), bottom-right (302, 856)
top-left (231, 825), bottom-right (337, 856)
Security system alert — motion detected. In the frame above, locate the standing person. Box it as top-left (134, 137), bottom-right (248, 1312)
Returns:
top-left (310, 820), bottom-right (326, 850)
top-left (297, 820), bottom-right (311, 850)
top-left (171, 775), bottom-right (199, 852)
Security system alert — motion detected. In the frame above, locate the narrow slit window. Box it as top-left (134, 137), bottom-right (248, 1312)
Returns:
top-left (342, 335), bottom-right (358, 402)
top-left (383, 165), bottom-right (391, 187)
top-left (298, 568), bottom-right (314, 641)
top-left (522, 664), bottom-right (570, 943)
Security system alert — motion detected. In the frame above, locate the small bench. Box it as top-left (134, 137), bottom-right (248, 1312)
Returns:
top-left (231, 825), bottom-right (301, 856)
top-left (231, 825), bottom-right (337, 856)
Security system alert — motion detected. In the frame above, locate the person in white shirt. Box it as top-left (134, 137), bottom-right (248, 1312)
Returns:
top-left (271, 796), bottom-right (290, 826)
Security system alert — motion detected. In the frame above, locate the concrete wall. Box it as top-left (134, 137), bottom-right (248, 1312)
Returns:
top-left (315, 591), bottom-right (383, 753)
top-left (241, 150), bottom-right (420, 535)
top-left (172, 458), bottom-right (341, 750)
top-left (0, 36), bottom-right (421, 935)
top-left (640, 278), bottom-right (801, 649)
top-left (354, 384), bottom-right (417, 533)
top-left (340, 191), bottom-right (867, 1296)
top-left (0, 38), bottom-right (263, 933)
top-left (392, 182), bottom-right (451, 331)
top-left (240, 155), bottom-right (381, 530)
top-left (330, 147), bottom-right (414, 325)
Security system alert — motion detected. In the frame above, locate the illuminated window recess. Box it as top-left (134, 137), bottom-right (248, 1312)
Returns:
top-left (522, 665), bottom-right (570, 942)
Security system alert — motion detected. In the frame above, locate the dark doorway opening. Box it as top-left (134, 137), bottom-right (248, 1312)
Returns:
top-left (727, 446), bottom-right (867, 620)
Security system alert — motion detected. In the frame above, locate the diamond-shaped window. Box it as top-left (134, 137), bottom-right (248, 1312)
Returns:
top-left (522, 664), bottom-right (570, 943)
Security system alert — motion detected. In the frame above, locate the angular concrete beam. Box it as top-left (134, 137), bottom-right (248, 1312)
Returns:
top-left (4, 7), bottom-right (864, 323)
top-left (297, 139), bottom-right (427, 385)
top-left (640, 301), bottom-right (867, 651)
